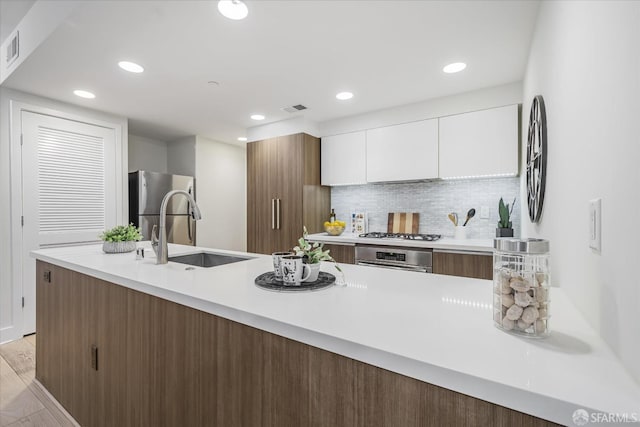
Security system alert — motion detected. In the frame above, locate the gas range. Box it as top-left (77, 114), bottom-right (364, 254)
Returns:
top-left (359, 232), bottom-right (442, 241)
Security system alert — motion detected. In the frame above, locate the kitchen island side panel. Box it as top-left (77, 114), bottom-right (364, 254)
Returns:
top-left (36, 260), bottom-right (559, 427)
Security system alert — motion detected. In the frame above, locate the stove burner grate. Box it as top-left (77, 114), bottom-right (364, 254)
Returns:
top-left (359, 232), bottom-right (442, 241)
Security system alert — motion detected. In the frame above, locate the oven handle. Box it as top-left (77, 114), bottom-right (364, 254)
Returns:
top-left (356, 260), bottom-right (431, 273)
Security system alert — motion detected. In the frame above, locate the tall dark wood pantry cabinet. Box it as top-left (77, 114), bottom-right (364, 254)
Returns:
top-left (247, 133), bottom-right (330, 254)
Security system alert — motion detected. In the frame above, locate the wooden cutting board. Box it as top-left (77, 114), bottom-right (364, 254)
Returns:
top-left (387, 212), bottom-right (419, 234)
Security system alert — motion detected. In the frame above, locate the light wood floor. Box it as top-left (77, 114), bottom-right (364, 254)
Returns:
top-left (0, 335), bottom-right (77, 426)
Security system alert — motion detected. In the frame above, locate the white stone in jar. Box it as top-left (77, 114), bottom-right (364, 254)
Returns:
top-left (510, 277), bottom-right (531, 292)
top-left (535, 272), bottom-right (548, 286)
top-left (506, 304), bottom-right (523, 321)
top-left (538, 308), bottom-right (548, 319)
top-left (517, 319), bottom-right (532, 330)
top-left (500, 282), bottom-right (511, 295)
top-left (493, 311), bottom-right (502, 324)
top-left (521, 306), bottom-right (540, 324)
top-left (514, 291), bottom-right (533, 307)
top-left (501, 294), bottom-right (515, 308)
top-left (535, 287), bottom-right (549, 303)
top-left (496, 271), bottom-right (512, 293)
top-left (498, 268), bottom-right (512, 281)
top-left (535, 319), bottom-right (546, 332)
top-left (502, 317), bottom-right (515, 330)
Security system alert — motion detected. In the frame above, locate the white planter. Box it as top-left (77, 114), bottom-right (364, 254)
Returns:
top-left (102, 241), bottom-right (136, 254)
top-left (305, 263), bottom-right (321, 282)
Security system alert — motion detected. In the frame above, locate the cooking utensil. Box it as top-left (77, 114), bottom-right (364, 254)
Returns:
top-left (463, 208), bottom-right (476, 226)
top-left (387, 212), bottom-right (419, 234)
top-left (453, 213), bottom-right (458, 226)
top-left (448, 213), bottom-right (457, 226)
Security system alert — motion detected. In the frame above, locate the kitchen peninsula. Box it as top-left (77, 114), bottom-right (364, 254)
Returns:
top-left (32, 243), bottom-right (640, 426)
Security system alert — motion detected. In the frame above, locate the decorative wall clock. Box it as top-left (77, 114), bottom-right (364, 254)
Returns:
top-left (526, 95), bottom-right (547, 223)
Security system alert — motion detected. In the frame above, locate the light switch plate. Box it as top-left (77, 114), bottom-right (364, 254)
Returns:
top-left (480, 206), bottom-right (489, 219)
top-left (589, 198), bottom-right (601, 252)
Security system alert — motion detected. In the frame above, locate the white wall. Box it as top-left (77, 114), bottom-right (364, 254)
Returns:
top-left (0, 87), bottom-right (128, 343)
top-left (128, 134), bottom-right (168, 173)
top-left (521, 1), bottom-right (640, 382)
top-left (247, 116), bottom-right (320, 142)
top-left (195, 136), bottom-right (246, 251)
top-left (167, 136), bottom-right (196, 177)
top-left (319, 81), bottom-right (522, 136)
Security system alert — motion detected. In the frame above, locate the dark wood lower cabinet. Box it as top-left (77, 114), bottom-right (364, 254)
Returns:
top-left (36, 261), bottom-right (558, 427)
top-left (36, 261), bottom-right (127, 427)
top-left (432, 250), bottom-right (494, 280)
top-left (322, 243), bottom-right (355, 264)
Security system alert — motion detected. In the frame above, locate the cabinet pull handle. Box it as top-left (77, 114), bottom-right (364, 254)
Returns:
top-left (187, 186), bottom-right (193, 243)
top-left (271, 199), bottom-right (275, 230)
top-left (276, 198), bottom-right (281, 230)
top-left (91, 345), bottom-right (98, 371)
top-left (43, 270), bottom-right (51, 283)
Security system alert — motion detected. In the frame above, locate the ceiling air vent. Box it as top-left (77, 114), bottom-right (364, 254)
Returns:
top-left (6, 31), bottom-right (19, 66)
top-left (281, 104), bottom-right (308, 114)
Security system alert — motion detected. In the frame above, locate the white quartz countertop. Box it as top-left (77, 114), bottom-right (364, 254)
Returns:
top-left (307, 232), bottom-right (494, 252)
top-left (32, 243), bottom-right (640, 426)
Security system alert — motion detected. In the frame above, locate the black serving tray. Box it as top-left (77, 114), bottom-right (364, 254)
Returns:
top-left (255, 271), bottom-right (336, 292)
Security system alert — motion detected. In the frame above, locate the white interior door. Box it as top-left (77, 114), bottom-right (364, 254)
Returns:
top-left (20, 111), bottom-right (118, 334)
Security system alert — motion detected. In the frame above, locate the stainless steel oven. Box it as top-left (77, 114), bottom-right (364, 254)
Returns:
top-left (355, 245), bottom-right (433, 273)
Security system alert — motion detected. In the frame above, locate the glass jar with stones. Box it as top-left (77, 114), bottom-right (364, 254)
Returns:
top-left (493, 238), bottom-right (550, 337)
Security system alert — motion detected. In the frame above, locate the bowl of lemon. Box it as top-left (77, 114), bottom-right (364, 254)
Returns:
top-left (324, 220), bottom-right (346, 236)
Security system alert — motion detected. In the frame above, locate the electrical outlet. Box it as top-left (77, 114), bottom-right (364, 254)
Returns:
top-left (589, 199), bottom-right (601, 252)
top-left (480, 206), bottom-right (489, 219)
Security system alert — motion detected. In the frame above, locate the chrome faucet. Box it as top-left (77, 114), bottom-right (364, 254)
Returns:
top-left (152, 190), bottom-right (202, 264)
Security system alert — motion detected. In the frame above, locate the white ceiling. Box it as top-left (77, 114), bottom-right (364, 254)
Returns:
top-left (0, 0), bottom-right (35, 43)
top-left (1, 0), bottom-right (540, 144)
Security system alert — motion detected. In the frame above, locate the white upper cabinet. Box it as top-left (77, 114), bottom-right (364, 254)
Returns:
top-left (438, 105), bottom-right (519, 179)
top-left (321, 131), bottom-right (367, 186)
top-left (365, 119), bottom-right (438, 183)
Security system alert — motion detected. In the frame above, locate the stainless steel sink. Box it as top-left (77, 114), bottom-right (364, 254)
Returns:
top-left (168, 252), bottom-right (253, 268)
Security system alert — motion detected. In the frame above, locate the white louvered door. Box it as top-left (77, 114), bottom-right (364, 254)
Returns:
top-left (21, 111), bottom-right (118, 334)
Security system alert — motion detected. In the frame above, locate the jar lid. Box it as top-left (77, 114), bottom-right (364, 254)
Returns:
top-left (493, 238), bottom-right (549, 254)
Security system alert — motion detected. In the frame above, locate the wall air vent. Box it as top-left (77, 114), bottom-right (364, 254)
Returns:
top-left (6, 31), bottom-right (19, 66)
top-left (281, 104), bottom-right (308, 113)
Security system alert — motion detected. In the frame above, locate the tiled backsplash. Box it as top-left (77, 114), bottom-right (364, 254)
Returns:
top-left (330, 177), bottom-right (521, 239)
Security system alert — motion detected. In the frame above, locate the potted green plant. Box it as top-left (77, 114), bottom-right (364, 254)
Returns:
top-left (496, 197), bottom-right (516, 237)
top-left (99, 224), bottom-right (142, 253)
top-left (293, 226), bottom-right (343, 283)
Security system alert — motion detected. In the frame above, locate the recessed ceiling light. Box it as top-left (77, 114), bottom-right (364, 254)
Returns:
top-left (443, 62), bottom-right (467, 73)
top-left (73, 90), bottom-right (95, 99)
top-left (218, 0), bottom-right (248, 20)
top-left (251, 114), bottom-right (265, 121)
top-left (336, 92), bottom-right (354, 100)
top-left (237, 137), bottom-right (248, 142)
top-left (118, 61), bottom-right (144, 73)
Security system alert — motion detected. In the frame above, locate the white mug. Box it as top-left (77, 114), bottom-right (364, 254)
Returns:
top-left (272, 251), bottom-right (294, 280)
top-left (281, 255), bottom-right (311, 286)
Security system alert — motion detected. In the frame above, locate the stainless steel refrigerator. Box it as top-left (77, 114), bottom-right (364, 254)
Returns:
top-left (129, 171), bottom-right (197, 245)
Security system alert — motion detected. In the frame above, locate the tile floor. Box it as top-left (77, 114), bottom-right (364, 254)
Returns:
top-left (0, 335), bottom-right (77, 426)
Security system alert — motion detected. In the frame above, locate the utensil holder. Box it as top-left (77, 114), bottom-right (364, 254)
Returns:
top-left (454, 226), bottom-right (467, 240)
